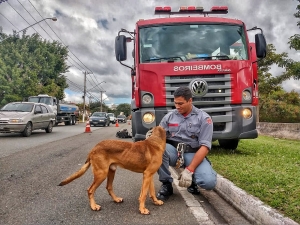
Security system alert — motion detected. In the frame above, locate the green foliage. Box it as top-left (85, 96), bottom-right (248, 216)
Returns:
top-left (0, 31), bottom-right (69, 106)
top-left (115, 103), bottom-right (131, 116)
top-left (89, 101), bottom-right (110, 113)
top-left (257, 7), bottom-right (300, 122)
top-left (289, 1), bottom-right (300, 52)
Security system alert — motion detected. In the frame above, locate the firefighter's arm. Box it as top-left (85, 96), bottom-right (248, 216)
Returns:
top-left (178, 146), bottom-right (209, 187)
top-left (186, 146), bottom-right (209, 171)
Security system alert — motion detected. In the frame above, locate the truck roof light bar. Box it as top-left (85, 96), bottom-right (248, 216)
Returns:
top-left (154, 6), bottom-right (228, 15)
top-left (155, 6), bottom-right (171, 12)
top-left (211, 6), bottom-right (228, 12)
top-left (179, 6), bottom-right (204, 12)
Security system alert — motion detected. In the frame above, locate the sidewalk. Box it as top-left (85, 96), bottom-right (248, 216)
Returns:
top-left (171, 168), bottom-right (299, 225)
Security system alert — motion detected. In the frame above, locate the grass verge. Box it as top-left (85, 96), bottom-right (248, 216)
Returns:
top-left (210, 135), bottom-right (300, 223)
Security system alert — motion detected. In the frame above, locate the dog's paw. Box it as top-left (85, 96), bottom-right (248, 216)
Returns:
top-left (91, 204), bottom-right (101, 211)
top-left (113, 197), bottom-right (123, 203)
top-left (153, 199), bottom-right (164, 206)
top-left (139, 207), bottom-right (150, 215)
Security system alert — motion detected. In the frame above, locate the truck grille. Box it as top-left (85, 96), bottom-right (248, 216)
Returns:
top-left (165, 74), bottom-right (232, 131)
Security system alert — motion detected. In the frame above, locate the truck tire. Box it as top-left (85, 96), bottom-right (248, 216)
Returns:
top-left (65, 116), bottom-right (71, 125)
top-left (218, 139), bottom-right (239, 150)
top-left (22, 122), bottom-right (32, 137)
top-left (71, 116), bottom-right (76, 125)
top-left (45, 121), bottom-right (53, 133)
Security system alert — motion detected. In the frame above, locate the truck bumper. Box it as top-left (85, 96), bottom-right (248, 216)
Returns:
top-left (132, 105), bottom-right (257, 142)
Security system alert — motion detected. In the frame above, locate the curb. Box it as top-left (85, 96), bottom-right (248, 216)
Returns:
top-left (215, 174), bottom-right (299, 225)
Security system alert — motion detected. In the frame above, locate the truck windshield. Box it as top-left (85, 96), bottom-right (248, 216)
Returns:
top-left (139, 24), bottom-right (248, 63)
top-left (28, 97), bottom-right (51, 105)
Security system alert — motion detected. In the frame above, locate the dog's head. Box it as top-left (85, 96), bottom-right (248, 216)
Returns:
top-left (145, 126), bottom-right (166, 140)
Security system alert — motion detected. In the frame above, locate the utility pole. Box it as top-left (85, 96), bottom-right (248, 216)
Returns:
top-left (82, 71), bottom-right (87, 122)
top-left (100, 90), bottom-right (106, 112)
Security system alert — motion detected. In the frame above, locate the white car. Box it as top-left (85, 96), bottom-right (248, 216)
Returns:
top-left (0, 102), bottom-right (56, 137)
top-left (107, 113), bottom-right (116, 124)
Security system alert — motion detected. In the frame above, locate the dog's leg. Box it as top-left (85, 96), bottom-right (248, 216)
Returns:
top-left (149, 177), bottom-right (164, 205)
top-left (139, 172), bottom-right (159, 215)
top-left (106, 168), bottom-right (123, 203)
top-left (87, 173), bottom-right (106, 211)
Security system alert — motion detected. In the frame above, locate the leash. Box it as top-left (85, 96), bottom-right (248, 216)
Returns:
top-left (175, 143), bottom-right (185, 168)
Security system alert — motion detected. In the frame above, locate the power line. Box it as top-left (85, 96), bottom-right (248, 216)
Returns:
top-left (6, 1), bottom-right (45, 39)
top-left (28, 0), bottom-right (94, 74)
top-left (0, 12), bottom-right (19, 30)
top-left (3, 0), bottom-right (105, 99)
top-left (16, 0), bottom-right (55, 40)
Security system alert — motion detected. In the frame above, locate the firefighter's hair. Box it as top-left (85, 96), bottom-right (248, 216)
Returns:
top-left (173, 86), bottom-right (192, 101)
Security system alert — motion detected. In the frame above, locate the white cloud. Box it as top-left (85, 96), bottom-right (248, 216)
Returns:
top-left (1, 0), bottom-right (299, 104)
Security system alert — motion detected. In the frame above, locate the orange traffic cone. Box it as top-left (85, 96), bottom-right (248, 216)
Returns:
top-left (115, 119), bottom-right (119, 127)
top-left (84, 120), bottom-right (92, 133)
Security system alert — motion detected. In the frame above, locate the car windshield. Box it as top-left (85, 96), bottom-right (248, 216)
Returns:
top-left (92, 112), bottom-right (106, 117)
top-left (108, 113), bottom-right (114, 117)
top-left (117, 115), bottom-right (125, 118)
top-left (139, 24), bottom-right (248, 63)
top-left (0, 103), bottom-right (34, 112)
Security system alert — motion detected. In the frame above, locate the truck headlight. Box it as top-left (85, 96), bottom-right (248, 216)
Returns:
top-left (242, 90), bottom-right (251, 101)
top-left (142, 94), bottom-right (153, 104)
top-left (143, 113), bottom-right (155, 124)
top-left (242, 108), bottom-right (252, 119)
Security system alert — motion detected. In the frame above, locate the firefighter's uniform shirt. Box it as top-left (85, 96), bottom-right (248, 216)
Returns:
top-left (159, 105), bottom-right (213, 150)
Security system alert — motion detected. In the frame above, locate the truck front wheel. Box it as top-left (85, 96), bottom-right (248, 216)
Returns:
top-left (218, 139), bottom-right (239, 150)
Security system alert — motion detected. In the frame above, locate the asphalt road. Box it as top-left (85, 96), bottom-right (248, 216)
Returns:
top-left (0, 122), bottom-right (250, 225)
top-left (0, 123), bottom-right (203, 225)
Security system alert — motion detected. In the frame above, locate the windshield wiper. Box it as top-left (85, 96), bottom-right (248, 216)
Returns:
top-left (187, 55), bottom-right (230, 61)
top-left (144, 56), bottom-right (183, 62)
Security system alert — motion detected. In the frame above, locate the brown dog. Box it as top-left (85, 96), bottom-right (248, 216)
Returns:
top-left (59, 126), bottom-right (166, 215)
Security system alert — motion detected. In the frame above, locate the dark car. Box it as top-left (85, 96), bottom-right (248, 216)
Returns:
top-left (89, 112), bottom-right (110, 127)
top-left (0, 102), bottom-right (56, 137)
top-left (117, 115), bottom-right (127, 123)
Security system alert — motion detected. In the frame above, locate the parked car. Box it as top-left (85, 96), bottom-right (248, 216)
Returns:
top-left (107, 113), bottom-right (116, 124)
top-left (117, 115), bottom-right (127, 123)
top-left (0, 102), bottom-right (56, 137)
top-left (89, 112), bottom-right (110, 127)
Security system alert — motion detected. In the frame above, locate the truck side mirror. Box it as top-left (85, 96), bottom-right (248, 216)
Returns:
top-left (255, 33), bottom-right (267, 58)
top-left (115, 35), bottom-right (127, 61)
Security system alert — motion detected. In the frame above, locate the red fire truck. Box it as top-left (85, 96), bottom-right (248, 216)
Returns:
top-left (115, 6), bottom-right (266, 149)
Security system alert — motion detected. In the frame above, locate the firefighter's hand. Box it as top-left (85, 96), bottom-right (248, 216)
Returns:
top-left (145, 128), bottom-right (153, 139)
top-left (178, 168), bottom-right (194, 187)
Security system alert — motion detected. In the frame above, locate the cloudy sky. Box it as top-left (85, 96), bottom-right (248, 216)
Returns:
top-left (0, 0), bottom-right (299, 106)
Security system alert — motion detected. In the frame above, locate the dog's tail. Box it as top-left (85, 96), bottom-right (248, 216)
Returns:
top-left (58, 158), bottom-right (91, 186)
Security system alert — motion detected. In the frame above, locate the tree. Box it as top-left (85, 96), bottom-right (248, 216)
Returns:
top-left (115, 103), bottom-right (131, 117)
top-left (287, 0), bottom-right (300, 80)
top-left (0, 31), bottom-right (69, 106)
top-left (289, 1), bottom-right (300, 51)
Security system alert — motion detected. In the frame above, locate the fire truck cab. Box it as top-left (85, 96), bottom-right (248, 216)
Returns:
top-left (115, 6), bottom-right (267, 149)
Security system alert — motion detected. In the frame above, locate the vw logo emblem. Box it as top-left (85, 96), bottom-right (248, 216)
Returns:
top-left (189, 79), bottom-right (208, 97)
